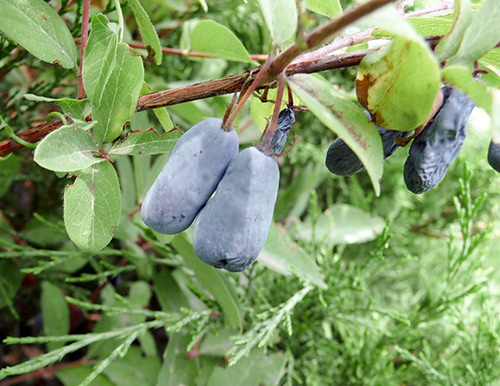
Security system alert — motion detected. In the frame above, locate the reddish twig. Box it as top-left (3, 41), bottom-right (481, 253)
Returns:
top-left (127, 42), bottom-right (268, 62)
top-left (222, 54), bottom-right (275, 130)
top-left (78, 0), bottom-right (91, 99)
top-left (260, 73), bottom-right (286, 151)
top-left (268, 0), bottom-right (395, 76)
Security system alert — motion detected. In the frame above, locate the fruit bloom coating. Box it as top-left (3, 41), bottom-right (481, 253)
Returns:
top-left (193, 147), bottom-right (279, 272)
top-left (270, 108), bottom-right (295, 154)
top-left (141, 118), bottom-right (239, 234)
top-left (487, 141), bottom-right (500, 173)
top-left (404, 87), bottom-right (475, 194)
top-left (326, 127), bottom-right (410, 176)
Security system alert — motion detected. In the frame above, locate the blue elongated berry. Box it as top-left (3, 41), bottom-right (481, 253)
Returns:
top-left (404, 87), bottom-right (475, 194)
top-left (487, 140), bottom-right (500, 173)
top-left (141, 118), bottom-right (239, 234)
top-left (193, 147), bottom-right (279, 272)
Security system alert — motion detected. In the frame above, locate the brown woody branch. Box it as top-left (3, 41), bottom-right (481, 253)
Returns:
top-left (0, 50), bottom-right (374, 157)
top-left (2, 0), bottom-right (443, 158)
top-left (0, 36), bottom-right (444, 158)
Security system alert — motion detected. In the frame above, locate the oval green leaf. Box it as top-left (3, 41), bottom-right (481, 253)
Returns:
top-left (189, 20), bottom-right (253, 63)
top-left (34, 125), bottom-right (102, 172)
top-left (435, 0), bottom-right (473, 62)
top-left (288, 73), bottom-right (383, 196)
top-left (0, 0), bottom-right (76, 68)
top-left (64, 162), bottom-right (121, 252)
top-left (84, 15), bottom-right (144, 143)
top-left (356, 36), bottom-right (440, 131)
top-left (449, 0), bottom-right (500, 66)
top-left (256, 0), bottom-right (297, 45)
top-left (306, 0), bottom-right (342, 18)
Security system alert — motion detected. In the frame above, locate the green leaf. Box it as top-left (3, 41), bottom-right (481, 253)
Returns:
top-left (435, 0), bottom-right (473, 62)
top-left (360, 4), bottom-right (423, 43)
top-left (356, 36), bottom-right (441, 131)
top-left (127, 0), bottom-right (162, 65)
top-left (0, 0), bottom-right (76, 68)
top-left (449, 0), bottom-right (500, 65)
top-left (0, 155), bottom-right (20, 197)
top-left (294, 204), bottom-right (385, 247)
top-left (288, 73), bottom-right (383, 196)
top-left (41, 281), bottom-right (70, 351)
top-left (199, 329), bottom-right (236, 357)
top-left (83, 15), bottom-right (118, 103)
top-left (104, 346), bottom-right (161, 386)
top-left (153, 269), bottom-right (192, 312)
top-left (57, 366), bottom-right (115, 386)
top-left (109, 128), bottom-right (181, 156)
top-left (156, 333), bottom-right (198, 386)
top-left (64, 162), bottom-right (121, 252)
top-left (442, 65), bottom-right (492, 113)
top-left (481, 48), bottom-right (500, 68)
top-left (306, 0), bottom-right (342, 18)
top-left (171, 235), bottom-right (243, 330)
top-left (84, 15), bottom-right (144, 143)
top-left (261, 223), bottom-right (327, 289)
top-left (406, 17), bottom-right (453, 37)
top-left (189, 20), bottom-right (253, 63)
top-left (256, 0), bottom-right (297, 45)
top-left (34, 125), bottom-right (103, 172)
top-left (24, 94), bottom-right (91, 120)
top-left (207, 349), bottom-right (287, 386)
top-left (0, 261), bottom-right (22, 317)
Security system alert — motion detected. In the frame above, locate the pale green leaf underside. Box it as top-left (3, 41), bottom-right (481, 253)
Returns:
top-left (83, 15), bottom-right (144, 143)
top-left (442, 65), bottom-right (492, 113)
top-left (0, 0), bottom-right (76, 68)
top-left (261, 224), bottom-right (327, 289)
top-left (24, 94), bottom-right (90, 119)
top-left (450, 0), bottom-right (500, 66)
top-left (189, 20), bottom-right (253, 63)
top-left (171, 236), bottom-right (243, 330)
top-left (34, 126), bottom-right (103, 172)
top-left (256, 0), bottom-right (298, 45)
top-left (288, 73), bottom-right (383, 196)
top-left (109, 129), bottom-right (181, 156)
top-left (306, 0), bottom-right (342, 18)
top-left (64, 162), bottom-right (121, 252)
top-left (435, 0), bottom-right (473, 62)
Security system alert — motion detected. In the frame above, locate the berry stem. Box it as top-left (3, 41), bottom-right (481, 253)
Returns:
top-left (259, 73), bottom-right (286, 153)
top-left (222, 55), bottom-right (275, 131)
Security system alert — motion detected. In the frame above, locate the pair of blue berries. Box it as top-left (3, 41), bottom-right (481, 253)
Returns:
top-left (141, 110), bottom-right (294, 272)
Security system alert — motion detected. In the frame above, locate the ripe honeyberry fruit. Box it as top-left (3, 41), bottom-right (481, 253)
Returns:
top-left (193, 146), bottom-right (279, 272)
top-left (487, 141), bottom-right (500, 173)
top-left (404, 87), bottom-right (475, 194)
top-left (269, 108), bottom-right (295, 154)
top-left (141, 118), bottom-right (239, 234)
top-left (326, 127), bottom-right (410, 176)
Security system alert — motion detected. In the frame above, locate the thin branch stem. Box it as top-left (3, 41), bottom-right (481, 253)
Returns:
top-left (294, 0), bottom-right (454, 64)
top-left (269, 0), bottom-right (395, 75)
top-left (78, 0), bottom-right (91, 99)
top-left (127, 42), bottom-right (268, 61)
top-left (222, 55), bottom-right (275, 130)
top-left (259, 73), bottom-right (286, 152)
